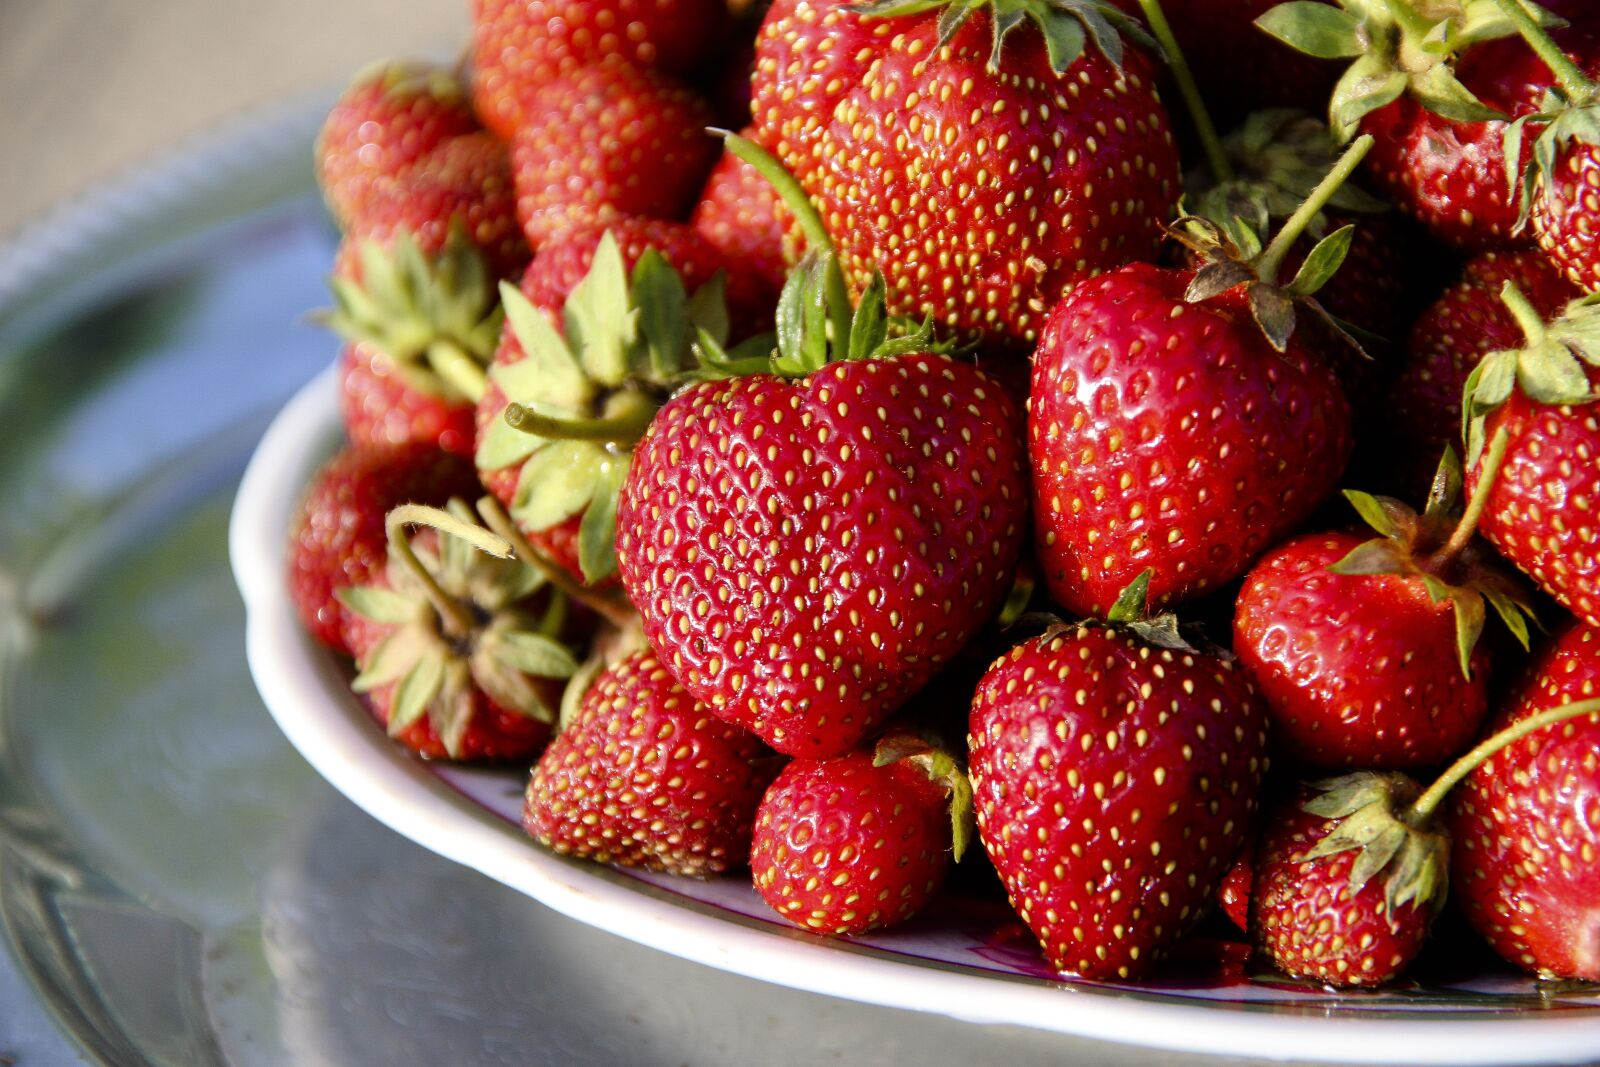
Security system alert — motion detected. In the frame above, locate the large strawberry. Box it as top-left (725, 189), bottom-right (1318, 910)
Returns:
top-left (751, 0), bottom-right (1180, 352)
top-left (524, 649), bottom-right (777, 875)
top-left (286, 443), bottom-right (481, 654)
top-left (338, 504), bottom-right (580, 760)
top-left (751, 731), bottom-right (971, 936)
top-left (968, 582), bottom-right (1271, 980)
top-left (1462, 284), bottom-right (1600, 626)
top-left (1450, 621), bottom-right (1600, 981)
top-left (470, 0), bottom-right (730, 140)
top-left (616, 252), bottom-right (1029, 758)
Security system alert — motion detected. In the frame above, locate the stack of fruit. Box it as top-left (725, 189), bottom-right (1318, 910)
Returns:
top-left (285, 0), bottom-right (1600, 990)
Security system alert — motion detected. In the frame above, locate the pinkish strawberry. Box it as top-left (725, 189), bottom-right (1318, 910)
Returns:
top-left (691, 137), bottom-right (793, 298)
top-left (751, 731), bottom-right (971, 935)
top-left (523, 649), bottom-right (777, 875)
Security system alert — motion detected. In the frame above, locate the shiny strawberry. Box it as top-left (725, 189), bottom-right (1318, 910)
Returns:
top-left (1218, 847), bottom-right (1253, 933)
top-left (286, 443), bottom-right (481, 654)
top-left (1450, 621), bottom-right (1600, 981)
top-left (691, 138), bottom-right (792, 297)
top-left (616, 255), bottom-right (1029, 758)
top-left (470, 0), bottom-right (730, 140)
top-left (968, 586), bottom-right (1271, 980)
top-left (523, 649), bottom-right (777, 875)
top-left (315, 60), bottom-right (479, 230)
top-left (751, 731), bottom-right (971, 936)
top-left (509, 63), bottom-right (718, 248)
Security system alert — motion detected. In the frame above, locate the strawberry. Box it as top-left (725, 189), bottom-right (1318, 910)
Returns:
top-left (615, 251), bottom-right (1029, 758)
top-left (470, 0), bottom-right (730, 140)
top-left (1218, 847), bottom-right (1253, 933)
top-left (286, 443), bottom-right (481, 654)
top-left (968, 583), bottom-right (1271, 980)
top-left (751, 731), bottom-right (971, 936)
top-left (523, 649), bottom-right (777, 875)
top-left (1450, 621), bottom-right (1600, 981)
top-left (339, 504), bottom-right (580, 760)
top-left (691, 138), bottom-right (793, 298)
top-left (509, 63), bottom-right (718, 249)
top-left (474, 229), bottom-right (759, 586)
top-left (1387, 249), bottom-right (1577, 495)
top-left (1463, 284), bottom-right (1600, 627)
top-left (752, 0), bottom-right (1180, 352)
top-left (315, 60), bottom-right (479, 230)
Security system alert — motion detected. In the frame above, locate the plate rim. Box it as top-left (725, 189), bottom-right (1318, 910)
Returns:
top-left (230, 368), bottom-right (1600, 1067)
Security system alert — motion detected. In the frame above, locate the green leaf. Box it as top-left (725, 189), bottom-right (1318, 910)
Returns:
top-left (1286, 224), bottom-right (1355, 297)
top-left (688, 273), bottom-right (731, 349)
top-left (1468, 350), bottom-right (1518, 414)
top-left (577, 458), bottom-right (628, 584)
top-left (389, 654), bottom-right (445, 732)
top-left (1516, 340), bottom-right (1591, 404)
top-left (774, 253), bottom-right (832, 375)
top-left (1105, 568), bottom-right (1153, 624)
top-left (1341, 489), bottom-right (1403, 538)
top-left (351, 633), bottom-right (415, 692)
top-left (632, 249), bottom-right (690, 380)
top-left (1326, 537), bottom-right (1407, 576)
top-left (336, 585), bottom-right (418, 624)
top-left (1483, 587), bottom-right (1534, 650)
top-left (1329, 54), bottom-right (1409, 140)
top-left (1452, 590), bottom-right (1487, 679)
top-left (499, 283), bottom-right (591, 411)
top-left (475, 408), bottom-right (548, 472)
top-left (848, 272), bottom-right (891, 361)
top-left (1409, 63), bottom-right (1505, 124)
top-left (1254, 2), bottom-right (1365, 58)
top-left (1036, 6), bottom-right (1088, 74)
top-left (512, 440), bottom-right (609, 531)
top-left (494, 630), bottom-right (582, 678)
top-left (1303, 772), bottom-right (1391, 818)
top-left (562, 232), bottom-right (636, 388)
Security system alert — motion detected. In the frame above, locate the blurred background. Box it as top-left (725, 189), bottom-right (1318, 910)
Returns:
top-left (0, 2), bottom-right (469, 239)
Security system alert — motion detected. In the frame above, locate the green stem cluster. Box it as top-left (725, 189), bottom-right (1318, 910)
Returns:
top-left (1257, 134), bottom-right (1374, 285)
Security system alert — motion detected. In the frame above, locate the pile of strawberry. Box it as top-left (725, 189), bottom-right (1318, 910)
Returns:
top-left (284, 0), bottom-right (1600, 993)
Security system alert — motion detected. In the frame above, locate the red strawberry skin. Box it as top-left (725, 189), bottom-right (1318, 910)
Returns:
top-left (470, 0), bottom-right (730, 140)
top-left (1252, 795), bottom-right (1430, 988)
top-left (691, 141), bottom-right (792, 298)
top-left (524, 650), bottom-right (777, 875)
top-left (616, 354), bottom-right (1028, 758)
top-left (510, 64), bottom-right (718, 248)
top-left (1029, 262), bottom-right (1352, 616)
top-left (337, 340), bottom-right (477, 458)
top-left (1532, 143), bottom-right (1600, 295)
top-left (752, 750), bottom-right (951, 935)
top-left (286, 444), bottom-right (482, 654)
top-left (1233, 531), bottom-right (1490, 770)
top-left (1218, 847), bottom-right (1253, 933)
top-left (968, 625), bottom-right (1270, 980)
top-left (1449, 621), bottom-right (1600, 981)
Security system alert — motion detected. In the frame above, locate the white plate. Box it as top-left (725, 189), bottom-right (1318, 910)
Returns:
top-left (231, 368), bottom-right (1600, 1066)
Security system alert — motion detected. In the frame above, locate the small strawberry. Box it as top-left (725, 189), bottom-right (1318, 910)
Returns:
top-left (691, 136), bottom-right (793, 298)
top-left (1233, 453), bottom-right (1536, 770)
top-left (616, 245), bottom-right (1028, 758)
top-left (1463, 282), bottom-right (1600, 627)
top-left (286, 443), bottom-right (481, 654)
top-left (523, 649), bottom-right (777, 875)
top-left (751, 730), bottom-right (972, 936)
top-left (315, 60), bottom-right (479, 230)
top-left (470, 0), bottom-right (730, 140)
top-left (510, 63), bottom-right (718, 248)
top-left (1252, 691), bottom-right (1600, 986)
top-left (968, 578), bottom-right (1271, 980)
top-left (1450, 621), bottom-right (1600, 981)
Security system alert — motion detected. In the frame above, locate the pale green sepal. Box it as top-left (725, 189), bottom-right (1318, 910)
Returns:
top-left (389, 654), bottom-right (446, 733)
top-left (632, 248), bottom-right (691, 380)
top-left (1287, 224), bottom-right (1355, 298)
top-left (558, 653), bottom-right (608, 733)
top-left (493, 630), bottom-right (582, 678)
top-left (562, 231), bottom-right (636, 387)
top-left (498, 282), bottom-right (591, 411)
top-left (1341, 488), bottom-right (1405, 538)
top-left (350, 632), bottom-right (417, 692)
top-left (1329, 54), bottom-right (1408, 141)
top-left (337, 585), bottom-right (419, 624)
top-left (1516, 340), bottom-right (1591, 404)
top-left (1303, 772), bottom-right (1391, 818)
top-left (475, 411), bottom-right (548, 473)
top-left (848, 273), bottom-right (891, 361)
top-left (1409, 63), bottom-right (1505, 124)
top-left (512, 440), bottom-right (609, 530)
top-left (1036, 7), bottom-right (1087, 75)
top-left (1326, 538), bottom-right (1406, 576)
top-left (1254, 2), bottom-right (1365, 58)
top-left (577, 458), bottom-right (629, 584)
top-left (433, 667), bottom-right (476, 758)
top-left (687, 273), bottom-right (731, 349)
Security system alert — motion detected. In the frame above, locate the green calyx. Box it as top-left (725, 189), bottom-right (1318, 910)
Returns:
top-left (1257, 0), bottom-right (1535, 141)
top-left (336, 501), bottom-right (580, 759)
top-left (848, 0), bottom-right (1152, 75)
top-left (1463, 281), bottom-right (1600, 464)
top-left (873, 729), bottom-right (975, 861)
top-left (1329, 443), bottom-right (1538, 678)
top-left (321, 228), bottom-right (499, 403)
top-left (1101, 569), bottom-right (1194, 651)
top-left (476, 231), bottom-right (768, 584)
top-left (1299, 771), bottom-right (1449, 919)
top-left (349, 58), bottom-right (466, 103)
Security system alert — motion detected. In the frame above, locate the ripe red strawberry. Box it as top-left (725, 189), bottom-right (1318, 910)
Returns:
top-left (751, 732), bottom-right (971, 935)
top-left (968, 599), bottom-right (1271, 979)
top-left (691, 139), bottom-right (792, 298)
top-left (753, 0), bottom-right (1180, 351)
top-left (1463, 286), bottom-right (1600, 627)
top-left (1450, 621), bottom-right (1600, 981)
top-left (286, 443), bottom-right (481, 654)
top-left (616, 256), bottom-right (1028, 757)
top-left (1387, 250), bottom-right (1577, 495)
top-left (1218, 847), bottom-right (1253, 933)
top-left (509, 63), bottom-right (718, 248)
top-left (315, 60), bottom-right (479, 230)
top-left (523, 649), bottom-right (777, 875)
top-left (340, 507), bottom-right (580, 760)
top-left (470, 0), bottom-right (730, 140)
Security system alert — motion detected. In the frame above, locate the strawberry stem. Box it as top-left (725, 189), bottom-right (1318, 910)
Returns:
top-left (385, 504), bottom-right (514, 638)
top-left (1429, 427), bottom-right (1511, 569)
top-left (1499, 279), bottom-right (1549, 345)
top-left (504, 400), bottom-right (656, 444)
top-left (1136, 0), bottom-right (1232, 183)
top-left (1489, 0), bottom-right (1597, 100)
top-left (475, 495), bottom-right (639, 630)
top-left (1410, 697), bottom-right (1600, 821)
top-left (428, 338), bottom-right (488, 404)
top-left (1256, 134), bottom-right (1373, 286)
top-left (721, 131), bottom-right (834, 258)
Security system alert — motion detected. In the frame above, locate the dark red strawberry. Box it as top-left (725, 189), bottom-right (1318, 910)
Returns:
top-left (509, 63), bottom-right (718, 248)
top-left (968, 587), bottom-right (1271, 980)
top-left (751, 731), bottom-right (971, 935)
top-left (616, 254), bottom-right (1028, 757)
top-left (1218, 847), bottom-right (1253, 933)
top-left (523, 649), bottom-right (777, 875)
top-left (315, 60), bottom-right (479, 230)
top-left (470, 0), bottom-right (730, 140)
top-left (286, 443), bottom-right (481, 654)
top-left (1450, 621), bottom-right (1600, 981)
top-left (691, 139), bottom-right (792, 298)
